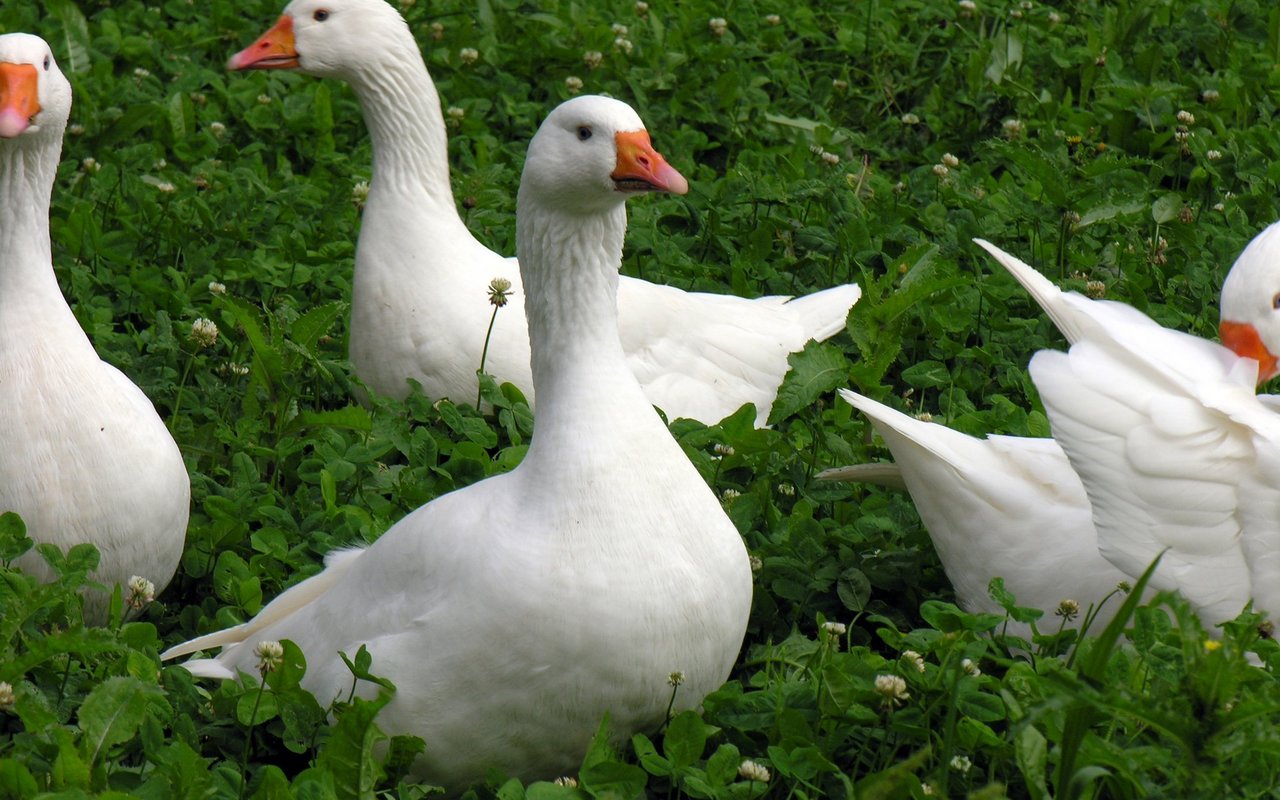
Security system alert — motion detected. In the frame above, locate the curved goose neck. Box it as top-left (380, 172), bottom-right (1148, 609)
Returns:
top-left (0, 134), bottom-right (59, 297)
top-left (340, 35), bottom-right (456, 212)
top-left (516, 194), bottom-right (651, 450)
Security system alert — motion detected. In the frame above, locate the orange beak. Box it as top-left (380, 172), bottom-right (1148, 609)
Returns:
top-left (1220, 319), bottom-right (1278, 385)
top-left (227, 16), bottom-right (300, 70)
top-left (0, 62), bottom-right (40, 138)
top-left (612, 130), bottom-right (688, 195)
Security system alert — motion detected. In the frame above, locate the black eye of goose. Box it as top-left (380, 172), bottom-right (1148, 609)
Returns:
top-left (42, 55), bottom-right (50, 71)
top-left (1273, 292), bottom-right (1280, 310)
top-left (577, 126), bottom-right (592, 141)
top-left (314, 9), bottom-right (330, 21)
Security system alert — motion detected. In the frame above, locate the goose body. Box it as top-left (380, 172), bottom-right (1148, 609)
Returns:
top-left (229, 0), bottom-right (860, 426)
top-left (821, 390), bottom-right (1130, 636)
top-left (0, 34), bottom-right (189, 620)
top-left (163, 96), bottom-right (752, 789)
top-left (977, 233), bottom-right (1280, 627)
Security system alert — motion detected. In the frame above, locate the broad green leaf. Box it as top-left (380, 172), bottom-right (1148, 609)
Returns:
top-left (78, 677), bottom-right (169, 765)
top-left (662, 710), bottom-right (709, 770)
top-left (315, 694), bottom-right (392, 800)
top-left (48, 0), bottom-right (90, 73)
top-left (767, 343), bottom-right (851, 424)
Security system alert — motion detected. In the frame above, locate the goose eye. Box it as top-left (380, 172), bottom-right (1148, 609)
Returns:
top-left (42, 55), bottom-right (50, 71)
top-left (577, 126), bottom-right (592, 141)
top-left (314, 9), bottom-right (330, 21)
top-left (1273, 292), bottom-right (1280, 310)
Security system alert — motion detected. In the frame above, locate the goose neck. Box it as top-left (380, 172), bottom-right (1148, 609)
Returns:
top-left (0, 138), bottom-right (57, 290)
top-left (345, 52), bottom-right (455, 208)
top-left (517, 198), bottom-right (644, 439)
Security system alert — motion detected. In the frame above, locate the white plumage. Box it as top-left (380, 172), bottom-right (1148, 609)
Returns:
top-left (228, 0), bottom-right (860, 426)
top-left (0, 33), bottom-right (189, 621)
top-left (821, 390), bottom-right (1132, 637)
top-left (976, 234), bottom-right (1280, 628)
top-left (163, 96), bottom-right (752, 790)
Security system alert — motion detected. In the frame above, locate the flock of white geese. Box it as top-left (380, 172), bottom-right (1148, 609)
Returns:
top-left (3, 0), bottom-right (1279, 788)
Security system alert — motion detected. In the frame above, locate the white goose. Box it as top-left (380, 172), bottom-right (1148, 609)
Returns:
top-left (162, 96), bottom-right (753, 789)
top-left (0, 34), bottom-right (189, 620)
top-left (976, 229), bottom-right (1280, 629)
top-left (227, 0), bottom-right (860, 427)
top-left (820, 390), bottom-right (1132, 637)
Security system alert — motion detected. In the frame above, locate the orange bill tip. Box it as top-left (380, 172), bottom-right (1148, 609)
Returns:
top-left (1220, 319), bottom-right (1279, 384)
top-left (611, 129), bottom-right (689, 195)
top-left (0, 62), bottom-right (39, 138)
top-left (227, 16), bottom-right (300, 71)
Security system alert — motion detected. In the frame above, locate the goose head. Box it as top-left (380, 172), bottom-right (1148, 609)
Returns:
top-left (0, 33), bottom-right (71, 142)
top-left (227, 0), bottom-right (411, 79)
top-left (520, 95), bottom-right (688, 216)
top-left (1219, 221), bottom-right (1280, 384)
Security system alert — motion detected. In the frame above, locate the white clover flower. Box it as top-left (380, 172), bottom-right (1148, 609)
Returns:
top-left (922, 784), bottom-right (935, 796)
top-left (822, 621), bottom-right (847, 637)
top-left (709, 17), bottom-right (728, 36)
top-left (126, 575), bottom-right (156, 610)
top-left (667, 670), bottom-right (685, 687)
top-left (68, 123), bottom-right (85, 135)
top-left (1206, 149), bottom-right (1222, 161)
top-left (950, 755), bottom-right (972, 774)
top-left (0, 681), bottom-right (13, 711)
top-left (221, 362), bottom-right (251, 377)
top-left (635, 0), bottom-right (649, 14)
top-left (874, 674), bottom-right (909, 706)
top-left (255, 640), bottom-right (285, 675)
top-left (1202, 88), bottom-right (1221, 103)
top-left (430, 21), bottom-right (445, 40)
top-left (900, 112), bottom-right (920, 125)
top-left (134, 67), bottom-right (151, 78)
top-left (208, 281), bottom-right (227, 295)
top-left (1213, 201), bottom-right (1226, 212)
top-left (488, 277), bottom-right (512, 307)
top-left (832, 78), bottom-right (848, 91)
top-left (713, 443), bottom-right (735, 456)
top-left (1084, 280), bottom-right (1105, 300)
top-left (902, 650), bottom-right (926, 673)
top-left (1176, 109), bottom-right (1195, 125)
top-left (153, 158), bottom-right (167, 170)
top-left (748, 554), bottom-right (763, 572)
top-left (257, 94), bottom-right (272, 105)
top-left (612, 22), bottom-right (629, 35)
top-left (459, 47), bottom-right (479, 64)
top-left (1047, 9), bottom-right (1061, 25)
top-left (583, 50), bottom-right (604, 69)
top-left (765, 14), bottom-right (782, 25)
top-left (81, 157), bottom-right (100, 173)
top-left (721, 488), bottom-right (741, 502)
top-left (932, 163), bottom-right (949, 177)
top-left (958, 0), bottom-right (977, 16)
top-left (155, 180), bottom-right (176, 194)
top-left (613, 37), bottom-right (634, 55)
top-left (961, 657), bottom-right (981, 677)
top-left (777, 482), bottom-right (795, 496)
top-left (1174, 126), bottom-right (1191, 142)
top-left (821, 151), bottom-right (840, 166)
top-left (738, 760), bottom-right (771, 783)
top-left (941, 152), bottom-right (960, 168)
top-left (190, 317), bottom-right (219, 348)
top-left (1002, 118), bottom-right (1023, 138)
top-left (210, 121), bottom-right (226, 138)
top-left (914, 411), bottom-right (933, 422)
top-left (351, 180), bottom-right (371, 206)
top-left (446, 106), bottom-right (465, 125)
top-left (1057, 598), bottom-right (1081, 619)
top-left (553, 777), bottom-right (579, 788)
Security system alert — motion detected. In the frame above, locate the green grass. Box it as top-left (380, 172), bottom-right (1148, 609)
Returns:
top-left (5, 0), bottom-right (1280, 797)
